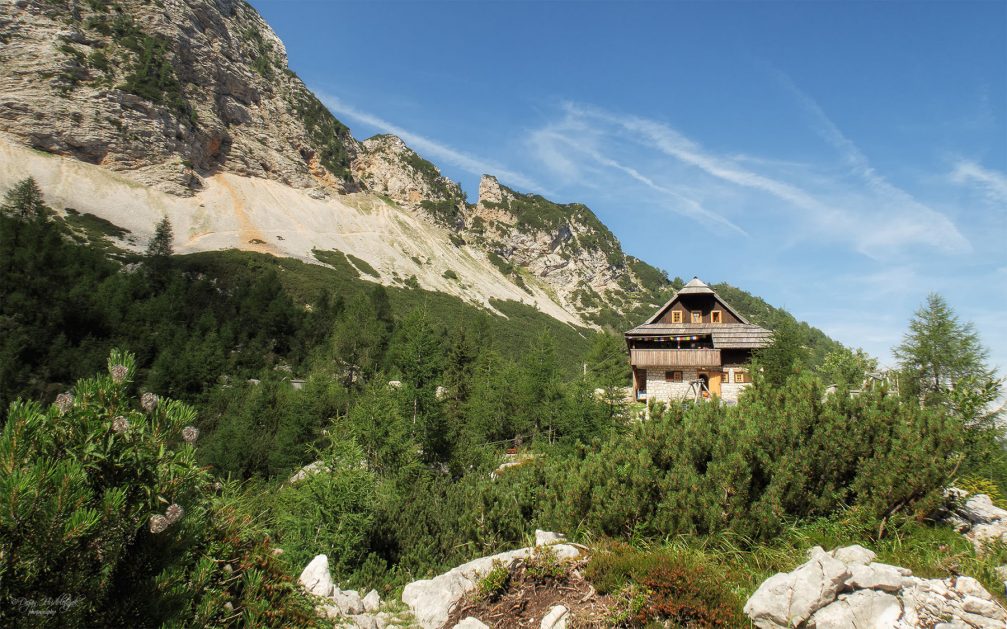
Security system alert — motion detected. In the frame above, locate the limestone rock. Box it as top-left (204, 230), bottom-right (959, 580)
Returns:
top-left (362, 589), bottom-right (382, 613)
top-left (540, 604), bottom-right (569, 629)
top-left (298, 554), bottom-right (333, 597)
top-left (288, 460), bottom-right (331, 484)
top-left (330, 588), bottom-right (365, 615)
top-left (806, 590), bottom-right (902, 628)
top-left (831, 544), bottom-right (877, 566)
top-left (744, 546), bottom-right (851, 628)
top-left (453, 618), bottom-right (489, 629)
top-left (402, 542), bottom-right (581, 629)
top-left (746, 544), bottom-right (1007, 629)
top-left (940, 491), bottom-right (1007, 551)
top-left (845, 563), bottom-right (910, 592)
top-left (0, 0), bottom-right (359, 196)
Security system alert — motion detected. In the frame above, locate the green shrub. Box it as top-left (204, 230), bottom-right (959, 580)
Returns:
top-left (0, 350), bottom-right (317, 626)
top-left (523, 546), bottom-right (567, 584)
top-left (272, 436), bottom-right (378, 578)
top-left (477, 560), bottom-right (511, 602)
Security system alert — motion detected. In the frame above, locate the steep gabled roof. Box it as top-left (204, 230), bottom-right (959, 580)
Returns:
top-left (644, 277), bottom-right (751, 325)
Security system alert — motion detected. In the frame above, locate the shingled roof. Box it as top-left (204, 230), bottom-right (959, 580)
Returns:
top-left (627, 278), bottom-right (772, 350)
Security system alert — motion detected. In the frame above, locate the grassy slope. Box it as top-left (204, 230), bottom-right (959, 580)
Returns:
top-left (177, 250), bottom-right (596, 373)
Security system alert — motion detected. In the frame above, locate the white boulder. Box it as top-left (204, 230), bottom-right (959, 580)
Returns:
top-left (453, 618), bottom-right (489, 629)
top-left (831, 544), bottom-right (876, 566)
top-left (298, 554), bottom-right (333, 597)
top-left (747, 544), bottom-right (1007, 628)
top-left (845, 562), bottom-right (910, 592)
top-left (330, 588), bottom-right (365, 615)
top-left (744, 546), bottom-right (851, 628)
top-left (535, 530), bottom-right (566, 546)
top-left (363, 589), bottom-right (382, 613)
top-left (288, 460), bottom-right (331, 484)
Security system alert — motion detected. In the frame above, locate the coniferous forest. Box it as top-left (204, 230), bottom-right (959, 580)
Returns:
top-left (2, 179), bottom-right (1005, 626)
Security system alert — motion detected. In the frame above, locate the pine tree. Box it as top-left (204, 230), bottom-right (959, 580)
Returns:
top-left (146, 216), bottom-right (174, 258)
top-left (0, 177), bottom-right (49, 220)
top-left (894, 293), bottom-right (996, 401)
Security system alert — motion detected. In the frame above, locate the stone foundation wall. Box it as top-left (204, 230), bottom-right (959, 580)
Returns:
top-left (642, 367), bottom-right (753, 403)
top-left (644, 368), bottom-right (700, 401)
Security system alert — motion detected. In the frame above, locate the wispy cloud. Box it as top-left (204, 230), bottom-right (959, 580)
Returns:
top-left (527, 98), bottom-right (971, 258)
top-left (318, 93), bottom-right (542, 192)
top-left (530, 124), bottom-right (748, 235)
top-left (950, 160), bottom-right (1007, 203)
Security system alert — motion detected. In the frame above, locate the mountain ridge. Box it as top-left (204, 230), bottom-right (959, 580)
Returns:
top-left (0, 0), bottom-right (839, 356)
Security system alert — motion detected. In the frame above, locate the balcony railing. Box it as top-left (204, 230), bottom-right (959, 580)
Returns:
top-left (630, 348), bottom-right (721, 368)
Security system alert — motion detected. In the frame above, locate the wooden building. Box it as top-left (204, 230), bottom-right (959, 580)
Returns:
top-left (625, 277), bottom-right (771, 403)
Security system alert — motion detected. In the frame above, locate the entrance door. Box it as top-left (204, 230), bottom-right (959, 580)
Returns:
top-left (709, 371), bottom-right (722, 397)
top-left (698, 370), bottom-right (723, 397)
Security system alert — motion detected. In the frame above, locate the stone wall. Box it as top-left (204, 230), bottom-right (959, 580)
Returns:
top-left (644, 367), bottom-right (752, 403)
top-left (644, 368), bottom-right (700, 401)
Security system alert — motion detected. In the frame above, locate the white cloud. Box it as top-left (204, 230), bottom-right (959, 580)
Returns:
top-left (318, 93), bottom-right (543, 193)
top-left (950, 160), bottom-right (1007, 203)
top-left (526, 100), bottom-right (971, 257)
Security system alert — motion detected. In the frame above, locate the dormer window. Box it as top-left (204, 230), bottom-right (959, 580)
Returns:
top-left (691, 311), bottom-right (702, 323)
top-left (711, 311), bottom-right (722, 324)
top-left (671, 311), bottom-right (682, 323)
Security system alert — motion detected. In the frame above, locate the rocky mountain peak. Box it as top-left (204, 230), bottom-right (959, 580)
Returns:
top-left (476, 174), bottom-right (511, 209)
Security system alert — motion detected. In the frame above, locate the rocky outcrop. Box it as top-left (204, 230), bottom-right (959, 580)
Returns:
top-left (941, 489), bottom-right (1007, 551)
top-left (461, 175), bottom-right (665, 326)
top-left (0, 0), bottom-right (359, 196)
top-left (402, 540), bottom-right (582, 629)
top-left (297, 554), bottom-right (397, 628)
top-left (351, 135), bottom-right (466, 227)
top-left (296, 533), bottom-right (579, 629)
top-left (744, 545), bottom-right (1007, 629)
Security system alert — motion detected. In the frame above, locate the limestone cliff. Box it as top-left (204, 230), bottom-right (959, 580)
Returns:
top-left (0, 0), bottom-right (359, 196)
top-left (351, 135), bottom-right (466, 228)
top-left (0, 0), bottom-right (674, 330)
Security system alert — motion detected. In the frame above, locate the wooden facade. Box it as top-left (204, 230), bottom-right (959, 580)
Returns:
top-left (625, 277), bottom-right (771, 403)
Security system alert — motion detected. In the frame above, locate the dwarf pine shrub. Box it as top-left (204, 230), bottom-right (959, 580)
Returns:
top-left (0, 350), bottom-right (317, 627)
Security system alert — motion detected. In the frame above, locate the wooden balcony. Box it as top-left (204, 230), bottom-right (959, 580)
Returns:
top-left (630, 348), bottom-right (721, 368)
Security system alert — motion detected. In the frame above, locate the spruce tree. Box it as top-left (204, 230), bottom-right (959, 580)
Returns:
top-left (894, 293), bottom-right (996, 401)
top-left (146, 216), bottom-right (174, 258)
top-left (0, 177), bottom-right (49, 220)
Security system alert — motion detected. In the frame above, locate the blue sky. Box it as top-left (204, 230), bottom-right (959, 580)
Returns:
top-left (251, 0), bottom-right (1006, 373)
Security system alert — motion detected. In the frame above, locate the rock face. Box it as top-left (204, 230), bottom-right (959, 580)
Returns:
top-left (401, 537), bottom-right (582, 629)
top-left (744, 545), bottom-right (1007, 629)
top-left (0, 0), bottom-right (674, 331)
top-left (351, 135), bottom-right (466, 227)
top-left (461, 175), bottom-right (664, 327)
top-left (0, 0), bottom-right (358, 196)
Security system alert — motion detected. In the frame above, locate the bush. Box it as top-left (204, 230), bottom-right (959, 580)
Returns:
top-left (0, 350), bottom-right (317, 626)
top-left (476, 560), bottom-right (511, 602)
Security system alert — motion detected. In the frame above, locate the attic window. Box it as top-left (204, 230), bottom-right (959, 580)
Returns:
top-left (711, 311), bottom-right (722, 324)
top-left (671, 311), bottom-right (683, 323)
top-left (691, 311), bottom-right (702, 324)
